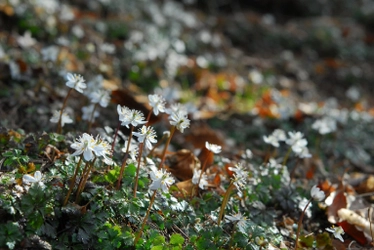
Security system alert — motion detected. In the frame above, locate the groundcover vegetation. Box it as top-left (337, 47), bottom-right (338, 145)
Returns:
top-left (1, 0), bottom-right (374, 249)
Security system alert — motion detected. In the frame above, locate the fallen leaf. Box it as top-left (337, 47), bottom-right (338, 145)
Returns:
top-left (337, 209), bottom-right (369, 245)
top-left (185, 122), bottom-right (224, 149)
top-left (327, 191), bottom-right (347, 224)
top-left (166, 149), bottom-right (200, 181)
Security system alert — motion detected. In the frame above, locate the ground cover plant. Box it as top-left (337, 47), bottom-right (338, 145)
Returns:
top-left (2, 0), bottom-right (374, 249)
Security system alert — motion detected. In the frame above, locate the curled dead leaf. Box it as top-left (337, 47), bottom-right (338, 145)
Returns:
top-left (166, 149), bottom-right (200, 181)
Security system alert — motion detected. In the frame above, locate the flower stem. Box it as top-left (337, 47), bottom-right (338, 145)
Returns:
top-left (282, 146), bottom-right (292, 166)
top-left (294, 198), bottom-right (312, 250)
top-left (57, 88), bottom-right (73, 134)
top-left (217, 182), bottom-right (235, 226)
top-left (116, 126), bottom-right (134, 190)
top-left (75, 158), bottom-right (96, 203)
top-left (134, 190), bottom-right (157, 245)
top-left (63, 155), bottom-right (83, 206)
top-left (157, 126), bottom-right (175, 170)
top-left (133, 143), bottom-right (144, 197)
top-left (145, 108), bottom-right (154, 126)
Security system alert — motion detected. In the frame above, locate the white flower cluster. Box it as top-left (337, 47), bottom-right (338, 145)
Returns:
top-left (117, 105), bottom-right (147, 128)
top-left (149, 165), bottom-right (175, 193)
top-left (228, 163), bottom-right (248, 197)
top-left (263, 129), bottom-right (311, 158)
top-left (263, 129), bottom-right (286, 147)
top-left (285, 131), bottom-right (311, 158)
top-left (133, 126), bottom-right (158, 150)
top-left (70, 133), bottom-right (112, 164)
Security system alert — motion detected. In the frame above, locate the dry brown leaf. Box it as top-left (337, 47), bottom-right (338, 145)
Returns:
top-left (327, 191), bottom-right (347, 224)
top-left (174, 179), bottom-right (194, 198)
top-left (338, 208), bottom-right (371, 245)
top-left (166, 149), bottom-right (200, 181)
top-left (185, 122), bottom-right (224, 149)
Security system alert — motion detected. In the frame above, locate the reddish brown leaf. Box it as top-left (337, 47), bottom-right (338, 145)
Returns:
top-left (166, 149), bottom-right (199, 181)
top-left (185, 122), bottom-right (224, 149)
top-left (338, 220), bottom-right (367, 245)
top-left (327, 191), bottom-right (347, 224)
top-left (198, 148), bottom-right (214, 168)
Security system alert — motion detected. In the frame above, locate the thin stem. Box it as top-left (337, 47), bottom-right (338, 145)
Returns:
top-left (75, 158), bottom-right (96, 203)
top-left (294, 198), bottom-right (312, 250)
top-left (116, 126), bottom-right (134, 190)
top-left (63, 155), bottom-right (83, 206)
top-left (87, 103), bottom-right (98, 132)
top-left (263, 145), bottom-right (272, 163)
top-left (217, 182), bottom-right (236, 226)
top-left (75, 161), bottom-right (91, 197)
top-left (282, 147), bottom-right (293, 166)
top-left (57, 88), bottom-right (73, 134)
top-left (134, 190), bottom-right (157, 245)
top-left (157, 126), bottom-right (176, 170)
top-left (145, 108), bottom-right (154, 126)
top-left (133, 143), bottom-right (144, 197)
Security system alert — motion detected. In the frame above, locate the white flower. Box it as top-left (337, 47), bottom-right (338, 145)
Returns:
top-left (326, 226), bottom-right (344, 242)
top-left (50, 110), bottom-right (73, 127)
top-left (82, 104), bottom-right (99, 121)
top-left (65, 73), bottom-right (86, 93)
top-left (169, 111), bottom-right (190, 133)
top-left (17, 31), bottom-right (36, 48)
top-left (228, 163), bottom-right (248, 196)
top-left (166, 103), bottom-right (188, 116)
top-left (89, 89), bottom-right (110, 107)
top-left (70, 133), bottom-right (97, 161)
top-left (133, 125), bottom-right (157, 150)
top-left (128, 109), bottom-right (147, 128)
top-left (23, 171), bottom-right (44, 188)
top-left (225, 212), bottom-right (248, 234)
top-left (93, 139), bottom-right (112, 163)
top-left (205, 141), bottom-right (222, 154)
top-left (286, 131), bottom-right (308, 154)
top-left (310, 185), bottom-right (325, 201)
top-left (249, 69), bottom-right (263, 85)
top-left (263, 135), bottom-right (280, 147)
top-left (148, 94), bottom-right (166, 116)
top-left (41, 45), bottom-right (59, 62)
top-left (192, 169), bottom-right (208, 190)
top-left (149, 165), bottom-right (175, 193)
top-left (312, 117), bottom-right (337, 135)
top-left (296, 146), bottom-right (312, 158)
top-left (117, 107), bottom-right (147, 128)
top-left (117, 105), bottom-right (132, 126)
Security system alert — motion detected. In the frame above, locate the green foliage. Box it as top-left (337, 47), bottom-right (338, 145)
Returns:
top-left (3, 149), bottom-right (29, 169)
top-left (0, 222), bottom-right (23, 249)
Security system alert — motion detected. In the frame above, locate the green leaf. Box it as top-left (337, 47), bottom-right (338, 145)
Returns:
top-left (125, 164), bottom-right (137, 177)
top-left (170, 234), bottom-right (184, 246)
top-left (152, 235), bottom-right (166, 245)
top-left (104, 166), bottom-right (121, 183)
top-left (151, 246), bottom-right (164, 250)
top-left (299, 234), bottom-right (315, 248)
